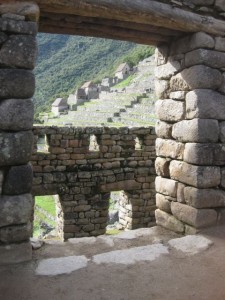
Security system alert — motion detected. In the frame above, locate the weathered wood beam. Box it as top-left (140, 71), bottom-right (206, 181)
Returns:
top-left (40, 13), bottom-right (181, 37)
top-left (39, 18), bottom-right (172, 44)
top-left (36, 0), bottom-right (225, 36)
top-left (40, 23), bottom-right (163, 46)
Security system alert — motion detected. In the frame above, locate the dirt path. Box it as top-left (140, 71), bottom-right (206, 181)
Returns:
top-left (1, 226), bottom-right (225, 300)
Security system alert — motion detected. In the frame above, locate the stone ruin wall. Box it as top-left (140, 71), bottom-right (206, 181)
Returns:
top-left (155, 31), bottom-right (225, 234)
top-left (31, 126), bottom-right (156, 239)
top-left (0, 12), bottom-right (38, 263)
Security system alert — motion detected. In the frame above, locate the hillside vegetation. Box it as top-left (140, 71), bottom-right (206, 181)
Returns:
top-left (34, 34), bottom-right (154, 118)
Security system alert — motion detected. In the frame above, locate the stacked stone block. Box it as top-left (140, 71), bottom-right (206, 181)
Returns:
top-left (31, 126), bottom-right (156, 239)
top-left (0, 11), bottom-right (38, 263)
top-left (155, 32), bottom-right (225, 234)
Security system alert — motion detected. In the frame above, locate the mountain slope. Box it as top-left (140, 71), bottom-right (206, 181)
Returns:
top-left (34, 34), bottom-right (154, 118)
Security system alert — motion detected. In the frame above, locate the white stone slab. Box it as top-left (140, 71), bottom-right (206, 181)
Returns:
top-left (36, 255), bottom-right (88, 276)
top-left (168, 235), bottom-right (213, 255)
top-left (92, 244), bottom-right (169, 265)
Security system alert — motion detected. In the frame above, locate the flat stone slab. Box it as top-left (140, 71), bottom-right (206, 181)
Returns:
top-left (36, 255), bottom-right (88, 276)
top-left (113, 227), bottom-right (159, 240)
top-left (68, 237), bottom-right (97, 245)
top-left (168, 235), bottom-right (213, 255)
top-left (92, 244), bottom-right (169, 265)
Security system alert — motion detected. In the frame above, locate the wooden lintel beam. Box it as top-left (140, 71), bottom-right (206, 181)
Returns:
top-left (39, 24), bottom-right (162, 46)
top-left (39, 18), bottom-right (171, 43)
top-left (36, 0), bottom-right (225, 36)
top-left (40, 12), bottom-right (181, 37)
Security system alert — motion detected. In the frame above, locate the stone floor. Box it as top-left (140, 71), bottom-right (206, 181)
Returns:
top-left (1, 226), bottom-right (225, 300)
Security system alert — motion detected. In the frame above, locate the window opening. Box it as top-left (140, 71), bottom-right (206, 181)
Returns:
top-left (89, 134), bottom-right (100, 151)
top-left (37, 134), bottom-right (50, 153)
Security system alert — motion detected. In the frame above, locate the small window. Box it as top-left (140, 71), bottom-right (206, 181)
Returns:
top-left (89, 134), bottom-right (100, 152)
top-left (37, 134), bottom-right (50, 153)
top-left (135, 136), bottom-right (143, 150)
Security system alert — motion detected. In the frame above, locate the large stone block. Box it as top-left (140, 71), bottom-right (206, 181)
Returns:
top-left (170, 65), bottom-right (222, 91)
top-left (3, 164), bottom-right (33, 195)
top-left (156, 193), bottom-right (171, 213)
top-left (170, 32), bottom-right (215, 56)
top-left (0, 17), bottom-right (37, 35)
top-left (184, 187), bottom-right (225, 208)
top-left (156, 138), bottom-right (184, 160)
top-left (155, 61), bottom-right (181, 80)
top-left (219, 121), bottom-right (225, 142)
top-left (155, 79), bottom-right (169, 99)
top-left (155, 121), bottom-right (172, 139)
top-left (0, 69), bottom-right (35, 99)
top-left (0, 99), bottom-right (34, 131)
top-left (0, 222), bottom-right (31, 243)
top-left (172, 119), bottom-right (219, 143)
top-left (215, 0), bottom-right (225, 11)
top-left (215, 37), bottom-right (225, 52)
top-left (155, 209), bottom-right (184, 233)
top-left (171, 202), bottom-right (217, 228)
top-left (184, 143), bottom-right (225, 165)
top-left (0, 242), bottom-right (32, 265)
top-left (185, 49), bottom-right (225, 69)
top-left (0, 194), bottom-right (34, 228)
top-left (220, 168), bottom-right (225, 188)
top-left (155, 157), bottom-right (170, 177)
top-left (186, 89), bottom-right (225, 120)
top-left (0, 131), bottom-right (33, 166)
top-left (0, 35), bottom-right (37, 69)
top-left (170, 160), bottom-right (221, 188)
top-left (155, 176), bottom-right (178, 198)
top-left (155, 99), bottom-right (185, 122)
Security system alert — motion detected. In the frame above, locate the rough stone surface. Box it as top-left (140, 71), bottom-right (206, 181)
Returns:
top-left (184, 187), bottom-right (225, 208)
top-left (155, 209), bottom-right (184, 233)
top-left (170, 32), bottom-right (215, 56)
top-left (155, 157), bottom-right (170, 177)
top-left (0, 242), bottom-right (32, 265)
top-left (168, 235), bottom-right (213, 255)
top-left (0, 223), bottom-right (31, 243)
top-left (0, 99), bottom-right (34, 131)
top-left (3, 164), bottom-right (33, 195)
top-left (170, 65), bottom-right (222, 91)
top-left (172, 119), bottom-right (219, 143)
top-left (0, 69), bottom-right (35, 99)
top-left (0, 194), bottom-right (33, 228)
top-left (0, 17), bottom-right (37, 35)
top-left (185, 49), bottom-right (225, 69)
top-left (155, 79), bottom-right (169, 99)
top-left (156, 193), bottom-right (171, 213)
top-left (155, 121), bottom-right (172, 139)
top-left (219, 121), bottom-right (225, 142)
top-left (171, 202), bottom-right (217, 228)
top-left (170, 91), bottom-right (186, 100)
top-left (170, 160), bottom-right (221, 188)
top-left (186, 89), bottom-right (225, 120)
top-left (220, 168), bottom-right (225, 188)
top-left (156, 138), bottom-right (184, 160)
top-left (155, 176), bottom-right (178, 198)
top-left (215, 37), bottom-right (225, 52)
top-left (177, 182), bottom-right (186, 204)
top-left (155, 61), bottom-right (181, 80)
top-left (184, 143), bottom-right (225, 166)
top-left (0, 35), bottom-right (37, 69)
top-left (215, 0), bottom-right (225, 11)
top-left (155, 99), bottom-right (185, 122)
top-left (0, 131), bottom-right (33, 166)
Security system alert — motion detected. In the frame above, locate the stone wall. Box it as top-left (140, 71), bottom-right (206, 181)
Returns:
top-left (155, 31), bottom-right (225, 234)
top-left (31, 126), bottom-right (156, 239)
top-left (0, 11), bottom-right (38, 263)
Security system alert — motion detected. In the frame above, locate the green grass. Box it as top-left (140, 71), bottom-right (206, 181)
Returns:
top-left (35, 196), bottom-right (56, 217)
top-left (113, 74), bottom-right (135, 89)
top-left (106, 228), bottom-right (121, 235)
